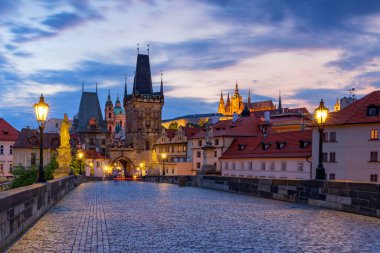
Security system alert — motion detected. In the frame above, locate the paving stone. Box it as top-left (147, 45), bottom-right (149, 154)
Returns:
top-left (6, 181), bottom-right (380, 252)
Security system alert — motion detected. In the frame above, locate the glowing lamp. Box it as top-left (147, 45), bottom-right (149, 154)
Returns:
top-left (314, 99), bottom-right (329, 128)
top-left (34, 94), bottom-right (49, 125)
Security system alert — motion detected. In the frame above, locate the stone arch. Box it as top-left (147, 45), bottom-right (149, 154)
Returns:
top-left (111, 156), bottom-right (136, 178)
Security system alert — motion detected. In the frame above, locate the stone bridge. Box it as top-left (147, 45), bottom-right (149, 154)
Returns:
top-left (3, 180), bottom-right (380, 252)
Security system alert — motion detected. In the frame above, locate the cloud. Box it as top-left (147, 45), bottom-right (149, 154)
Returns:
top-left (42, 11), bottom-right (101, 30)
top-left (10, 25), bottom-right (56, 43)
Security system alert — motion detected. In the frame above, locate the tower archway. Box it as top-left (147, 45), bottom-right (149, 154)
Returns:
top-left (111, 156), bottom-right (135, 178)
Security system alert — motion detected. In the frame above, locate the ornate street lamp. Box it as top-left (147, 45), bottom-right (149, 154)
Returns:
top-left (34, 94), bottom-right (49, 182)
top-left (314, 99), bottom-right (329, 180)
top-left (161, 153), bottom-right (167, 176)
top-left (77, 150), bottom-right (84, 175)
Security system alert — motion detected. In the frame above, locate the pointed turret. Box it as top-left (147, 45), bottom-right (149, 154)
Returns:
top-left (334, 97), bottom-right (340, 112)
top-left (115, 94), bottom-right (121, 108)
top-left (234, 81), bottom-right (239, 95)
top-left (106, 90), bottom-right (113, 107)
top-left (160, 70), bottom-right (164, 95)
top-left (124, 74), bottom-right (127, 98)
top-left (225, 93), bottom-right (231, 115)
top-left (278, 90), bottom-right (282, 113)
top-left (217, 91), bottom-right (225, 115)
top-left (247, 89), bottom-right (251, 108)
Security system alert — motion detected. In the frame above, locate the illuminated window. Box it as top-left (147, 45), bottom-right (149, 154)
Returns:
top-left (370, 129), bottom-right (378, 140)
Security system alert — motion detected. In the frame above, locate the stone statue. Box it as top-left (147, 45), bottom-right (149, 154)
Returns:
top-left (205, 122), bottom-right (213, 146)
top-left (54, 114), bottom-right (72, 178)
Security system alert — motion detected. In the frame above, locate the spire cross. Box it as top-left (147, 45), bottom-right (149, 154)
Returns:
top-left (147, 43), bottom-right (150, 55)
top-left (137, 43), bottom-right (140, 54)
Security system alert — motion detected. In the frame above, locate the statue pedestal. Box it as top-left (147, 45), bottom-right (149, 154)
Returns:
top-left (54, 147), bottom-right (72, 179)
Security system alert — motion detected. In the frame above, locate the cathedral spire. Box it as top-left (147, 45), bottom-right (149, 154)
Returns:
top-left (124, 74), bottom-right (127, 99)
top-left (235, 81), bottom-right (239, 95)
top-left (217, 91), bottom-right (225, 115)
top-left (160, 70), bottom-right (164, 95)
top-left (248, 89), bottom-right (251, 107)
top-left (106, 89), bottom-right (113, 106)
top-left (278, 90), bottom-right (282, 113)
top-left (96, 82), bottom-right (98, 93)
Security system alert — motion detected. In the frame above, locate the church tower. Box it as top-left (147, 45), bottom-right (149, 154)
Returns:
top-left (225, 93), bottom-right (231, 115)
top-left (334, 97), bottom-right (340, 112)
top-left (231, 81), bottom-right (244, 114)
top-left (217, 91), bottom-right (225, 115)
top-left (105, 90), bottom-right (114, 132)
top-left (124, 53), bottom-right (164, 150)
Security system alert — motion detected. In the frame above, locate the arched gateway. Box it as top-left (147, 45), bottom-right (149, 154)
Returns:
top-left (111, 156), bottom-right (135, 178)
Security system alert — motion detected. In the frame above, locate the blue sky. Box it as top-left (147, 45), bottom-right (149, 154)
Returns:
top-left (1, 0), bottom-right (380, 130)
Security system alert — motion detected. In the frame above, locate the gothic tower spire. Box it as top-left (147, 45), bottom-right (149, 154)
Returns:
top-left (278, 90), bottom-right (282, 113)
top-left (247, 89), bottom-right (251, 108)
top-left (160, 70), bottom-right (164, 95)
top-left (217, 91), bottom-right (225, 115)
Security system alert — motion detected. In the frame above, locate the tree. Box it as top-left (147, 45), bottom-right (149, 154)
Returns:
top-left (10, 165), bottom-right (37, 189)
top-left (44, 155), bottom-right (59, 180)
top-left (70, 156), bottom-right (85, 175)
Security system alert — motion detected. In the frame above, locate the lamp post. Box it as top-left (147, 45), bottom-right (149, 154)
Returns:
top-left (77, 151), bottom-right (84, 175)
top-left (314, 99), bottom-right (329, 180)
top-left (89, 161), bottom-right (94, 177)
top-left (34, 94), bottom-right (49, 183)
top-left (161, 153), bottom-right (167, 176)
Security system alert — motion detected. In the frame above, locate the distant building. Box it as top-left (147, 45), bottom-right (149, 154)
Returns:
top-left (12, 127), bottom-right (60, 169)
top-left (191, 114), bottom-right (265, 174)
top-left (44, 118), bottom-right (73, 133)
top-left (0, 119), bottom-right (19, 178)
top-left (312, 90), bottom-right (380, 182)
top-left (72, 86), bottom-right (110, 156)
top-left (217, 82), bottom-right (275, 116)
top-left (162, 113), bottom-right (225, 129)
top-left (220, 130), bottom-right (312, 179)
top-left (105, 91), bottom-right (126, 145)
top-left (153, 126), bottom-right (201, 175)
top-left (83, 150), bottom-right (109, 178)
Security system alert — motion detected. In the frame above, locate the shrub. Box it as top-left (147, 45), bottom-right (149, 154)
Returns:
top-left (44, 155), bottom-right (59, 180)
top-left (10, 165), bottom-right (37, 189)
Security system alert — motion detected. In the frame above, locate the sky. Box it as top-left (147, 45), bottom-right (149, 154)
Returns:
top-left (1, 0), bottom-right (380, 130)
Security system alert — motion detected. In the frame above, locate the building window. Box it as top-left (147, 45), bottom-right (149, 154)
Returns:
top-left (172, 169), bottom-right (174, 174)
top-left (270, 161), bottom-right (275, 171)
top-left (281, 162), bottom-right (287, 171)
top-left (225, 162), bottom-right (229, 170)
top-left (232, 162), bottom-right (236, 170)
top-left (108, 112), bottom-right (111, 119)
top-left (10, 146), bottom-right (12, 155)
top-left (0, 163), bottom-right (3, 172)
top-left (177, 146), bottom-right (181, 152)
top-left (166, 169), bottom-right (168, 174)
top-left (31, 153), bottom-right (36, 166)
top-left (0, 145), bottom-right (3, 155)
top-left (214, 162), bottom-right (217, 169)
top-left (196, 162), bottom-right (201, 169)
top-left (198, 140), bottom-right (202, 147)
top-left (322, 152), bottom-right (328, 162)
top-left (329, 132), bottom-right (336, 142)
top-left (248, 162), bottom-right (253, 170)
top-left (297, 162), bottom-right (304, 172)
top-left (196, 151), bottom-right (201, 158)
top-left (367, 105), bottom-right (379, 116)
top-left (9, 163), bottom-right (12, 172)
top-left (171, 146), bottom-right (174, 153)
top-left (370, 129), bottom-right (378, 140)
top-left (55, 122), bottom-right (59, 128)
top-left (214, 151), bottom-right (217, 157)
top-left (370, 152), bottom-right (378, 162)
top-left (329, 152), bottom-right (336, 162)
top-left (261, 162), bottom-right (266, 171)
top-left (145, 141), bottom-right (150, 150)
top-left (370, 174), bottom-right (378, 182)
top-left (215, 139), bottom-right (219, 146)
top-left (323, 133), bottom-right (328, 142)
top-left (329, 173), bottom-right (335, 180)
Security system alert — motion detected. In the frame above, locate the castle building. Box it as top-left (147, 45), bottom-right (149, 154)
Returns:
top-left (109, 53), bottom-right (164, 177)
top-left (217, 82), bottom-right (275, 116)
top-left (72, 86), bottom-right (110, 156)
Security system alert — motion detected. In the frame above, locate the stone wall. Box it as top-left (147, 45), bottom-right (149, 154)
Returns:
top-left (0, 175), bottom-right (93, 250)
top-left (144, 175), bottom-right (380, 218)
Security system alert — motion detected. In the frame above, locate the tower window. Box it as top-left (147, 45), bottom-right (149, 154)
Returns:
top-left (109, 112), bottom-right (112, 118)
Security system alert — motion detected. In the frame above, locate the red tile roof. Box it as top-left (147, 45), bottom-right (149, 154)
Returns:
top-left (0, 118), bottom-right (19, 142)
top-left (191, 115), bottom-right (263, 139)
top-left (325, 90), bottom-right (380, 126)
top-left (13, 128), bottom-right (60, 149)
top-left (220, 130), bottom-right (312, 159)
top-left (85, 150), bottom-right (105, 159)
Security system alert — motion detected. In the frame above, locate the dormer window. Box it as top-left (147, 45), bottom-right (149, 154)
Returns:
top-left (299, 140), bottom-right (311, 148)
top-left (261, 142), bottom-right (271, 150)
top-left (276, 142), bottom-right (287, 149)
top-left (238, 144), bottom-right (247, 151)
top-left (367, 105), bottom-right (379, 117)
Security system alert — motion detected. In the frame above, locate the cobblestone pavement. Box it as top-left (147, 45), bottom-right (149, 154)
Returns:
top-left (7, 181), bottom-right (380, 253)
